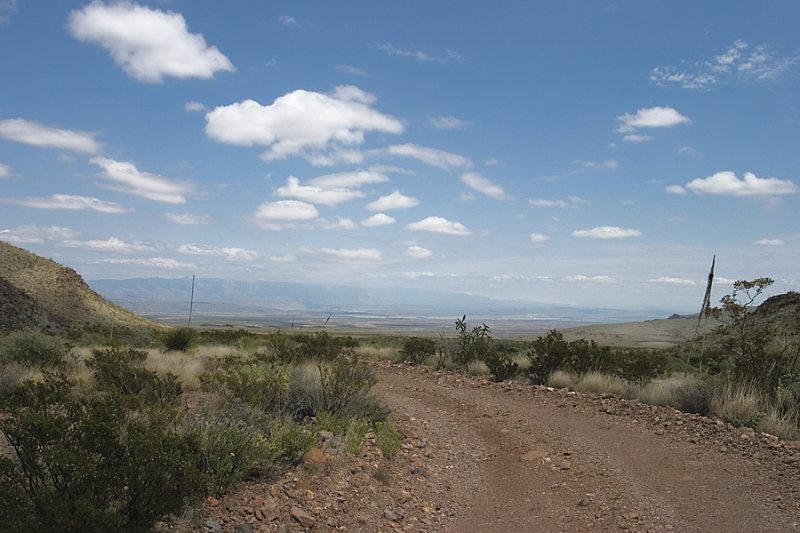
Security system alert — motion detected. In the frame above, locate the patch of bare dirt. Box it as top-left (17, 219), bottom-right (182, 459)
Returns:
top-left (165, 362), bottom-right (800, 532)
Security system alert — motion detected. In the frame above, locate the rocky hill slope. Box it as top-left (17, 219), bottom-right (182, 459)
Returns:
top-left (0, 241), bottom-right (156, 333)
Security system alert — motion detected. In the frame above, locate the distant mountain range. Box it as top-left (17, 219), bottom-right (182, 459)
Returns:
top-left (88, 276), bottom-right (668, 328)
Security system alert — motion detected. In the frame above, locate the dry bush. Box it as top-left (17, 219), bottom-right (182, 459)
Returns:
top-left (638, 374), bottom-right (712, 415)
top-left (144, 350), bottom-right (207, 390)
top-left (756, 406), bottom-right (800, 440)
top-left (546, 370), bottom-right (577, 389)
top-left (354, 345), bottom-right (397, 361)
top-left (573, 371), bottom-right (628, 396)
top-left (466, 360), bottom-right (490, 376)
top-left (711, 382), bottom-right (766, 427)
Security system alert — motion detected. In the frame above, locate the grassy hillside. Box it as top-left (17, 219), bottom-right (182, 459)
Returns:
top-left (0, 241), bottom-right (156, 333)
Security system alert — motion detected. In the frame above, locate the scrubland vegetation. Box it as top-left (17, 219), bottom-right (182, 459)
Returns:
top-left (0, 329), bottom-right (397, 532)
top-left (1, 278), bottom-right (798, 530)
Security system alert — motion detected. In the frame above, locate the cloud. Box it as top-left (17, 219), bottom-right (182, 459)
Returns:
top-left (460, 172), bottom-right (510, 200)
top-left (90, 157), bottom-right (196, 204)
top-left (405, 216), bottom-right (471, 236)
top-left (306, 170), bottom-right (389, 189)
top-left (572, 226), bottom-right (642, 239)
top-left (68, 2), bottom-right (234, 83)
top-left (62, 237), bottom-right (154, 253)
top-left (678, 146), bottom-right (700, 158)
top-left (755, 238), bottom-right (785, 246)
top-left (0, 225), bottom-right (77, 244)
top-left (0, 163), bottom-right (11, 178)
top-left (581, 159), bottom-right (619, 170)
top-left (616, 106), bottom-right (691, 133)
top-left (387, 143), bottom-right (472, 170)
top-left (530, 233), bottom-right (550, 243)
top-left (163, 212), bottom-right (211, 225)
top-left (177, 243), bottom-right (258, 261)
top-left (650, 40), bottom-right (797, 89)
top-left (2, 194), bottom-right (132, 213)
top-left (430, 116), bottom-right (469, 130)
top-left (337, 65), bottom-right (368, 76)
top-left (104, 257), bottom-right (193, 269)
top-left (252, 200), bottom-right (319, 229)
top-left (529, 196), bottom-right (586, 208)
top-left (320, 247), bottom-right (382, 261)
top-left (361, 213), bottom-right (396, 227)
top-left (562, 275), bottom-right (617, 284)
top-left (278, 15), bottom-right (299, 26)
top-left (321, 216), bottom-right (358, 230)
top-left (403, 271), bottom-right (435, 280)
top-left (184, 101), bottom-right (208, 113)
top-left (665, 185), bottom-right (687, 195)
top-left (205, 86), bottom-right (403, 165)
top-left (648, 276), bottom-right (697, 286)
top-left (377, 43), bottom-right (460, 63)
top-left (678, 171), bottom-right (798, 196)
top-left (0, 118), bottom-right (100, 153)
top-left (275, 176), bottom-right (364, 206)
top-left (0, 0), bottom-right (18, 24)
top-left (366, 190), bottom-right (419, 211)
top-left (623, 134), bottom-right (654, 143)
top-left (405, 245), bottom-right (432, 259)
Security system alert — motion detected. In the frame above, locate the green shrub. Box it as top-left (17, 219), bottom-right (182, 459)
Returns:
top-left (318, 357), bottom-right (388, 422)
top-left (294, 331), bottom-right (358, 361)
top-left (287, 362), bottom-right (321, 418)
top-left (0, 374), bottom-right (206, 532)
top-left (163, 327), bottom-right (196, 352)
top-left (374, 422), bottom-right (403, 460)
top-left (194, 417), bottom-right (269, 497)
top-left (0, 331), bottom-right (71, 369)
top-left (606, 349), bottom-right (667, 385)
top-left (263, 332), bottom-right (300, 363)
top-left (87, 347), bottom-right (182, 405)
top-left (263, 417), bottom-right (316, 464)
top-left (201, 359), bottom-right (290, 413)
top-left (343, 419), bottom-right (371, 455)
top-left (482, 350), bottom-right (519, 382)
top-left (398, 337), bottom-right (437, 365)
top-left (526, 330), bottom-right (573, 384)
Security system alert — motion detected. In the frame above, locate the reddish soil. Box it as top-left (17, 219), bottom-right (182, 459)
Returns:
top-left (166, 362), bottom-right (800, 532)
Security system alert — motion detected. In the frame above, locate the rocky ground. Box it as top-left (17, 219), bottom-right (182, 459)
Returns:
top-left (164, 361), bottom-right (800, 532)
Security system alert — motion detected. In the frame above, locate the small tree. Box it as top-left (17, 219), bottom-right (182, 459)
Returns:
top-left (526, 330), bottom-right (573, 384)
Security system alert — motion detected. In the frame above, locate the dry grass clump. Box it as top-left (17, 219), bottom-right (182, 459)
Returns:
top-left (638, 374), bottom-right (712, 415)
top-left (546, 370), bottom-right (578, 389)
top-left (711, 382), bottom-right (766, 427)
top-left (145, 350), bottom-right (207, 390)
top-left (466, 360), bottom-right (490, 376)
top-left (573, 371), bottom-right (628, 397)
top-left (756, 405), bottom-right (800, 440)
top-left (354, 345), bottom-right (397, 361)
top-left (511, 353), bottom-right (531, 372)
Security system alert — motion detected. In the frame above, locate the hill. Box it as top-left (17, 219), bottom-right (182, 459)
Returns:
top-left (0, 241), bottom-right (156, 333)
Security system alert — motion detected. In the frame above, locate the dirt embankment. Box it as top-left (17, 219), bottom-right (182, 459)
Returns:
top-left (169, 362), bottom-right (800, 532)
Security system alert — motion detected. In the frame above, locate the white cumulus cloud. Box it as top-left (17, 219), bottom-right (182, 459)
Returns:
top-left (530, 233), bottom-right (550, 243)
top-left (405, 216), bottom-right (471, 236)
top-left (387, 143), bottom-right (472, 170)
top-left (104, 257), bottom-right (193, 269)
top-left (648, 277), bottom-right (697, 286)
top-left (755, 238), bottom-right (785, 246)
top-left (275, 176), bottom-right (364, 206)
top-left (68, 1), bottom-right (235, 83)
top-left (0, 118), bottom-right (100, 153)
top-left (430, 116), bottom-right (469, 130)
top-left (572, 226), bottom-right (642, 239)
top-left (63, 237), bottom-right (153, 253)
top-left (252, 200), bottom-right (319, 229)
top-left (306, 170), bottom-right (389, 189)
top-left (361, 213), bottom-right (396, 227)
top-left (177, 243), bottom-right (258, 261)
top-left (680, 171), bottom-right (798, 196)
top-left (460, 172), bottom-right (510, 200)
top-left (163, 212), bottom-right (211, 225)
top-left (0, 225), bottom-right (77, 244)
top-left (321, 216), bottom-right (358, 230)
top-left (90, 157), bottom-right (196, 204)
top-left (2, 194), bottom-right (132, 213)
top-left (529, 196), bottom-right (586, 208)
top-left (617, 106), bottom-right (691, 133)
top-left (562, 275), bottom-right (617, 284)
top-left (405, 245), bottom-right (432, 259)
top-left (0, 163), bottom-right (11, 178)
top-left (320, 247), bottom-right (382, 261)
top-left (205, 86), bottom-right (403, 164)
top-left (366, 190), bottom-right (419, 211)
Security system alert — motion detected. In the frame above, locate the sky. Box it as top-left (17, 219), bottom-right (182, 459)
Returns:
top-left (0, 1), bottom-right (798, 312)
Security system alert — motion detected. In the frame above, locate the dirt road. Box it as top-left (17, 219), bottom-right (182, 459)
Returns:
top-left (376, 363), bottom-right (800, 533)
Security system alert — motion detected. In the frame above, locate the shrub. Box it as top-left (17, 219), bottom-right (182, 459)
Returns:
top-left (374, 422), bottom-right (403, 460)
top-left (287, 362), bottom-right (321, 419)
top-left (343, 419), bottom-right (371, 455)
top-left (526, 330), bottom-right (573, 384)
top-left (87, 347), bottom-right (182, 405)
top-left (193, 417), bottom-right (269, 497)
top-left (638, 375), bottom-right (712, 415)
top-left (711, 382), bottom-right (766, 427)
top-left (317, 357), bottom-right (388, 423)
top-left (607, 349), bottom-right (668, 385)
top-left (163, 327), bottom-right (196, 352)
top-left (482, 351), bottom-right (520, 382)
top-left (294, 331), bottom-right (358, 362)
top-left (573, 371), bottom-right (628, 396)
top-left (398, 337), bottom-right (437, 365)
top-left (0, 374), bottom-right (206, 532)
top-left (263, 416), bottom-right (316, 464)
top-left (201, 359), bottom-right (290, 413)
top-left (0, 331), bottom-right (71, 369)
top-left (546, 370), bottom-right (578, 389)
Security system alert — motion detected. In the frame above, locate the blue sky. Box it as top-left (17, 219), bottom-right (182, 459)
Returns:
top-left (1, 1), bottom-right (798, 311)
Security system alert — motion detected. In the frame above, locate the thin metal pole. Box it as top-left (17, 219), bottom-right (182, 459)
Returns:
top-left (188, 274), bottom-right (195, 327)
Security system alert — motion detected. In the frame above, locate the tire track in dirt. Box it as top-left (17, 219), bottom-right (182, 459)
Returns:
top-left (376, 364), bottom-right (800, 532)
